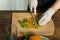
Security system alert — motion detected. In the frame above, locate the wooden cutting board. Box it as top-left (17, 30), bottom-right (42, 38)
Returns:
top-left (11, 12), bottom-right (55, 37)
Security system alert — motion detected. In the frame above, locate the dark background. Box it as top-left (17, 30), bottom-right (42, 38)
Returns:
top-left (28, 0), bottom-right (56, 12)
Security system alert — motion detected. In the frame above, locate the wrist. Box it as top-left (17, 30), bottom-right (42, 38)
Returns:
top-left (52, 0), bottom-right (60, 10)
top-left (43, 8), bottom-right (56, 17)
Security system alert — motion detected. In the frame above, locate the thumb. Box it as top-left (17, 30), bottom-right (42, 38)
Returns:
top-left (39, 16), bottom-right (51, 25)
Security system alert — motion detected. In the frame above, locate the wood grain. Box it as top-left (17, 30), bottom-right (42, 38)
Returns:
top-left (0, 10), bottom-right (60, 40)
top-left (12, 12), bottom-right (54, 37)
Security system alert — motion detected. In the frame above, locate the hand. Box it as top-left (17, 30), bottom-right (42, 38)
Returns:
top-left (39, 0), bottom-right (60, 25)
top-left (39, 8), bottom-right (55, 25)
top-left (39, 12), bottom-right (51, 25)
top-left (29, 0), bottom-right (38, 15)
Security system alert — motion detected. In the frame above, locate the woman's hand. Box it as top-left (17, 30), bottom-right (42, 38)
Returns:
top-left (29, 0), bottom-right (38, 15)
top-left (39, 8), bottom-right (55, 25)
top-left (39, 0), bottom-right (60, 25)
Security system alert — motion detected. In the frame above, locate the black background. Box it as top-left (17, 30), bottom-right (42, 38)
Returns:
top-left (28, 0), bottom-right (56, 12)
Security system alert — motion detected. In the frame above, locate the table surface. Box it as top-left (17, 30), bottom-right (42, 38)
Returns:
top-left (0, 10), bottom-right (60, 40)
